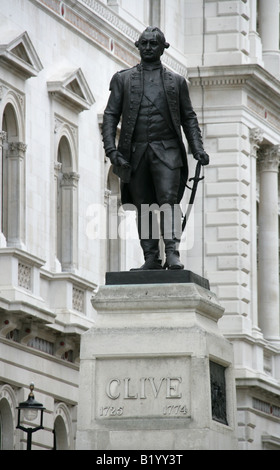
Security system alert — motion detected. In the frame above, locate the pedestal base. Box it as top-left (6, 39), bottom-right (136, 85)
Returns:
top-left (76, 278), bottom-right (237, 450)
top-left (105, 269), bottom-right (210, 290)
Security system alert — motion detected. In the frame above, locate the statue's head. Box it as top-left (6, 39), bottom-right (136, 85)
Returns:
top-left (135, 27), bottom-right (170, 62)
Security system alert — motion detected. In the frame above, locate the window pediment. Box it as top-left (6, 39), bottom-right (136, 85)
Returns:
top-left (47, 68), bottom-right (95, 112)
top-left (0, 30), bottom-right (43, 78)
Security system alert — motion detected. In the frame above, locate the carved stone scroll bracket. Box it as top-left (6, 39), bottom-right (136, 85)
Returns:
top-left (249, 127), bottom-right (264, 158)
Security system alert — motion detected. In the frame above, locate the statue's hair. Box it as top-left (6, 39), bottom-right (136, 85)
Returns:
top-left (135, 26), bottom-right (170, 49)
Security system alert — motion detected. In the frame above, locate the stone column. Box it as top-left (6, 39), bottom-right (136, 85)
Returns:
top-left (249, 128), bottom-right (263, 335)
top-left (52, 161), bottom-right (62, 270)
top-left (258, 0), bottom-right (280, 78)
top-left (0, 131), bottom-right (7, 238)
top-left (60, 171), bottom-right (79, 272)
top-left (258, 145), bottom-right (280, 342)
top-left (5, 141), bottom-right (27, 247)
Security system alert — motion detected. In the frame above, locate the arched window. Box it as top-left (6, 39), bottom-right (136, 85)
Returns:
top-left (0, 398), bottom-right (14, 450)
top-left (0, 385), bottom-right (17, 450)
top-left (55, 133), bottom-right (79, 272)
top-left (53, 415), bottom-right (68, 450)
top-left (53, 403), bottom-right (73, 450)
top-left (2, 104), bottom-right (17, 239)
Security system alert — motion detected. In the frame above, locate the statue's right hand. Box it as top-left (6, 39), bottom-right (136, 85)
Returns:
top-left (109, 151), bottom-right (119, 166)
top-left (110, 151), bottom-right (130, 169)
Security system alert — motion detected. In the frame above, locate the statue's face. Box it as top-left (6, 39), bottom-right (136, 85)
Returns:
top-left (137, 31), bottom-right (164, 62)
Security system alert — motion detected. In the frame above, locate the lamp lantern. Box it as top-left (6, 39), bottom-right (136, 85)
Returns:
top-left (16, 383), bottom-right (46, 450)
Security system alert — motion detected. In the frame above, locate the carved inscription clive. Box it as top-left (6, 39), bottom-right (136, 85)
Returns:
top-left (95, 357), bottom-right (191, 419)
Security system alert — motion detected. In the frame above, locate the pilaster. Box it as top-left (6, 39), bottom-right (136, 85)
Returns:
top-left (202, 119), bottom-right (251, 332)
top-left (249, 128), bottom-right (263, 336)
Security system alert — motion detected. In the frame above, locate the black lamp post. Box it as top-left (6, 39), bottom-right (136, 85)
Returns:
top-left (16, 383), bottom-right (46, 450)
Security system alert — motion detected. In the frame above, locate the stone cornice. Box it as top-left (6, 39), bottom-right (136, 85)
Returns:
top-left (0, 247), bottom-right (45, 268)
top-left (47, 67), bottom-right (95, 112)
top-left (235, 377), bottom-right (280, 400)
top-left (40, 268), bottom-right (97, 290)
top-left (188, 64), bottom-right (280, 107)
top-left (31, 0), bottom-right (188, 76)
top-left (188, 64), bottom-right (280, 132)
top-left (0, 29), bottom-right (43, 79)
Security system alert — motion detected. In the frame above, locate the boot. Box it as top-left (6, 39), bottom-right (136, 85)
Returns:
top-left (130, 239), bottom-right (163, 270)
top-left (131, 209), bottom-right (163, 271)
top-left (164, 239), bottom-right (184, 270)
top-left (160, 205), bottom-right (184, 270)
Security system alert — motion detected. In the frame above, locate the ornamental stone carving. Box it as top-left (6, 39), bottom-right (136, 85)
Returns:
top-left (259, 145), bottom-right (280, 172)
top-left (61, 172), bottom-right (80, 188)
top-left (0, 131), bottom-right (7, 144)
top-left (6, 141), bottom-right (27, 159)
top-left (249, 127), bottom-right (263, 157)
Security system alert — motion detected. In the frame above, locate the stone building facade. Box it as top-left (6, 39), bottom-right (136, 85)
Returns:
top-left (0, 0), bottom-right (279, 450)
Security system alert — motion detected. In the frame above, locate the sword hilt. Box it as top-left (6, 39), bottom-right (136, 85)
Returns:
top-left (183, 161), bottom-right (204, 230)
top-left (186, 174), bottom-right (204, 190)
top-left (187, 161), bottom-right (204, 187)
top-left (189, 175), bottom-right (204, 183)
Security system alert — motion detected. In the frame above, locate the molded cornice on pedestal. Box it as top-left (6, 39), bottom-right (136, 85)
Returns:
top-left (92, 283), bottom-right (224, 326)
top-left (47, 67), bottom-right (95, 112)
top-left (0, 29), bottom-right (43, 79)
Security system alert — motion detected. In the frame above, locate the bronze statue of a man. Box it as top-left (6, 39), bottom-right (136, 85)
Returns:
top-left (102, 27), bottom-right (209, 270)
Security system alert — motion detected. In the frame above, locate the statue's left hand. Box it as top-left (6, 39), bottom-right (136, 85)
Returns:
top-left (194, 151), bottom-right (210, 166)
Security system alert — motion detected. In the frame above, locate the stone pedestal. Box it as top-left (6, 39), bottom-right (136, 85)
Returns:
top-left (76, 272), bottom-right (238, 450)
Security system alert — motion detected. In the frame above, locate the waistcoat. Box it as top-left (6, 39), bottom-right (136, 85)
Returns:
top-left (132, 66), bottom-right (176, 143)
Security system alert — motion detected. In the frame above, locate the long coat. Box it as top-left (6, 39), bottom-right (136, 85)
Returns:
top-left (102, 63), bottom-right (204, 205)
